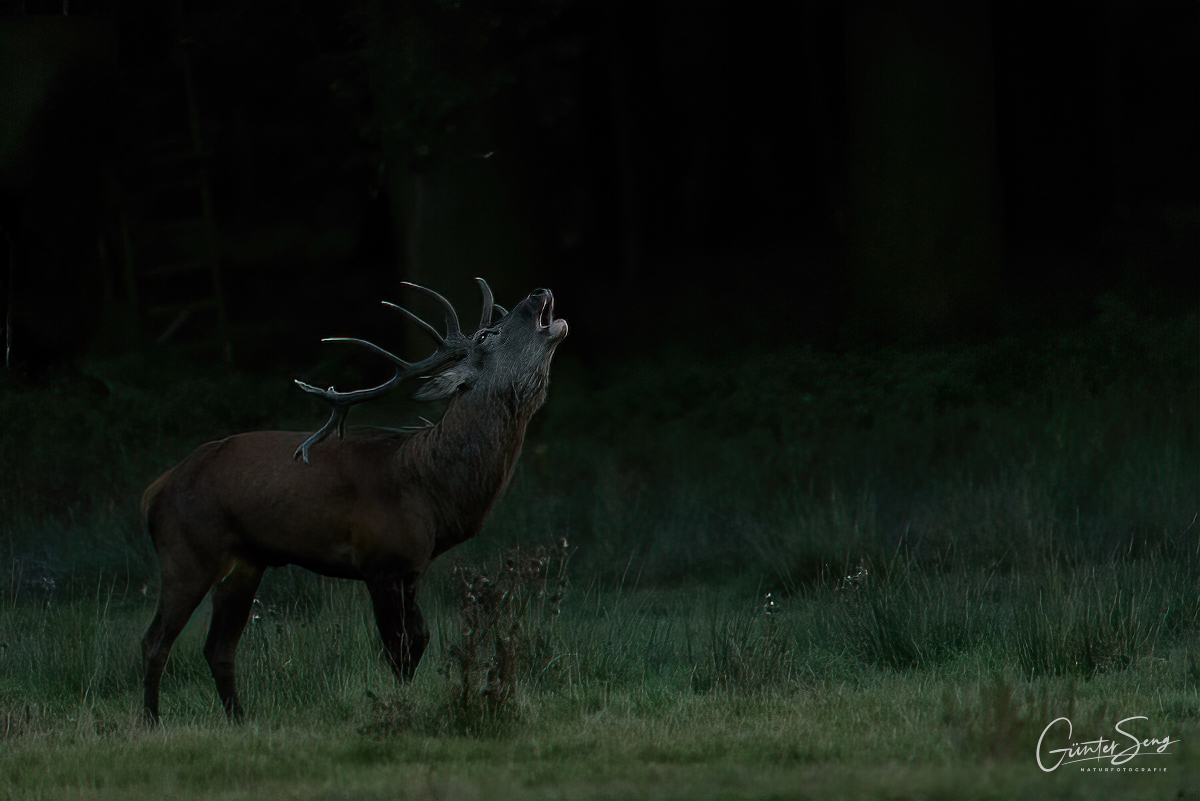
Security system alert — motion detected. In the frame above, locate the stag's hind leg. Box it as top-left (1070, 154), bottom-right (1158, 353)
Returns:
top-left (203, 559), bottom-right (265, 721)
top-left (367, 573), bottom-right (428, 682)
top-left (142, 567), bottom-right (214, 724)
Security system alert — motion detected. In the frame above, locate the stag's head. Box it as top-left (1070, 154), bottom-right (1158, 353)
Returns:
top-left (293, 279), bottom-right (567, 463)
top-left (415, 287), bottom-right (567, 408)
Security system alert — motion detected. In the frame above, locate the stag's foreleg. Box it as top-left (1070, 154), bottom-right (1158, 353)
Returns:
top-left (203, 559), bottom-right (265, 721)
top-left (367, 572), bottom-right (429, 682)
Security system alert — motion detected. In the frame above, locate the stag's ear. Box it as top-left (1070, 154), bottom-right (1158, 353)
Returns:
top-left (412, 362), bottom-right (472, 401)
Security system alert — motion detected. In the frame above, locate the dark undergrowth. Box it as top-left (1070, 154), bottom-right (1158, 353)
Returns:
top-left (2, 295), bottom-right (1195, 586)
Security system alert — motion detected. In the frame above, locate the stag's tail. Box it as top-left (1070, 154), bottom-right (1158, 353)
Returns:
top-left (140, 467), bottom-right (176, 532)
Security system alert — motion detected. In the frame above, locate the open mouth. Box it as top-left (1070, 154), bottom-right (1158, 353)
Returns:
top-left (536, 292), bottom-right (555, 328)
top-left (532, 290), bottom-right (567, 340)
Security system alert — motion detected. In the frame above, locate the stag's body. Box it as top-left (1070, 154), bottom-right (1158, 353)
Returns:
top-left (141, 282), bottom-right (565, 722)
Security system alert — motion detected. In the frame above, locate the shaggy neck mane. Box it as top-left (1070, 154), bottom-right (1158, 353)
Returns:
top-left (404, 390), bottom-right (534, 552)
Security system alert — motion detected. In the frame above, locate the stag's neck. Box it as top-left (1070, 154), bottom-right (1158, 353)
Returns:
top-left (406, 392), bottom-right (531, 548)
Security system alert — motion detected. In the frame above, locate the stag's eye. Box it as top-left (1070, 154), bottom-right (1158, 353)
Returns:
top-left (475, 328), bottom-right (499, 344)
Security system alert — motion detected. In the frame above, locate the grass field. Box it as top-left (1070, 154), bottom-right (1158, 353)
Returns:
top-left (1, 299), bottom-right (1197, 799)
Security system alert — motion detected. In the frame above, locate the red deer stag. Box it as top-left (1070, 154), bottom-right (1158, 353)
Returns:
top-left (140, 279), bottom-right (567, 722)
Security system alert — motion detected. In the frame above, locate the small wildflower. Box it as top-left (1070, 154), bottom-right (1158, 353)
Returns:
top-left (762, 592), bottom-right (778, 616)
top-left (838, 560), bottom-right (870, 592)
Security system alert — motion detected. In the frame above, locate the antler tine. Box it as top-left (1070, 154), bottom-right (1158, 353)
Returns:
top-left (400, 281), bottom-right (461, 339)
top-left (322, 337), bottom-right (411, 368)
top-left (492, 303), bottom-right (508, 321)
top-left (322, 336), bottom-right (465, 380)
top-left (292, 373), bottom-right (403, 464)
top-left (321, 335), bottom-right (460, 376)
top-left (475, 277), bottom-right (494, 330)
top-left (381, 301), bottom-right (444, 345)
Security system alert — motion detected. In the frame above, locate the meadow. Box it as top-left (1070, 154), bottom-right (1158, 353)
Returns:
top-left (1, 298), bottom-right (1197, 799)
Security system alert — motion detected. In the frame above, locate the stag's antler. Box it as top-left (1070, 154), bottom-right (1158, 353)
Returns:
top-left (293, 278), bottom-right (495, 464)
top-left (474, 279), bottom-right (508, 326)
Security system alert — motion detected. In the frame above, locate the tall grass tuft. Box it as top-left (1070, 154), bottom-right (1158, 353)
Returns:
top-left (1012, 556), bottom-right (1200, 678)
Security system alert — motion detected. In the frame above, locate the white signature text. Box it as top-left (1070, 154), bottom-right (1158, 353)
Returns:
top-left (1037, 716), bottom-right (1179, 772)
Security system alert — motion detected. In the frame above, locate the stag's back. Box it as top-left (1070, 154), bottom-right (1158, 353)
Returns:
top-left (142, 429), bottom-right (437, 578)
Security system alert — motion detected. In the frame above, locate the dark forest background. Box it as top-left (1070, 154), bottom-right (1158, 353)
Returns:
top-left (0, 0), bottom-right (1195, 374)
top-left (0, 9), bottom-right (1197, 778)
